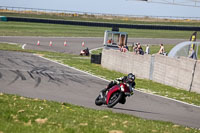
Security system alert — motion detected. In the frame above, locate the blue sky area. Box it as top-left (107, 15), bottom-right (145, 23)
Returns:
top-left (1, 0), bottom-right (200, 18)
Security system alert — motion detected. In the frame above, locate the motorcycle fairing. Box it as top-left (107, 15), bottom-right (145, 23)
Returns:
top-left (106, 84), bottom-right (120, 104)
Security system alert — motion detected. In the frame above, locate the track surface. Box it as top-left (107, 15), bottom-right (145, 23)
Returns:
top-left (0, 37), bottom-right (200, 128)
top-left (0, 36), bottom-right (188, 54)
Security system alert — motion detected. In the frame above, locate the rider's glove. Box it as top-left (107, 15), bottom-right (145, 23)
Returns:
top-left (113, 80), bottom-right (119, 84)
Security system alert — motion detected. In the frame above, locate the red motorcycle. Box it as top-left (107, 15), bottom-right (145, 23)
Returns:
top-left (95, 83), bottom-right (132, 108)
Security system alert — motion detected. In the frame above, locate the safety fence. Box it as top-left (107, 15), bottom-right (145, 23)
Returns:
top-left (101, 49), bottom-right (200, 93)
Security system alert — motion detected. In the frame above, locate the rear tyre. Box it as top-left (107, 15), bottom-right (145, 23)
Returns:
top-left (119, 96), bottom-right (126, 104)
top-left (107, 92), bottom-right (122, 108)
top-left (95, 95), bottom-right (103, 106)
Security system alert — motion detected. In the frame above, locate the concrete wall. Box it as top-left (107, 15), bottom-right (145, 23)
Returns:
top-left (192, 61), bottom-right (200, 93)
top-left (101, 49), bottom-right (200, 93)
top-left (152, 55), bottom-right (196, 91)
top-left (102, 49), bottom-right (151, 79)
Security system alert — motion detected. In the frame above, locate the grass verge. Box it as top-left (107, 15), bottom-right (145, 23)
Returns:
top-left (0, 21), bottom-right (195, 39)
top-left (0, 43), bottom-right (200, 106)
top-left (1, 93), bottom-right (199, 133)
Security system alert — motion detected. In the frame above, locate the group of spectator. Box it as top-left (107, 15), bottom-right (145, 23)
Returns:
top-left (132, 43), bottom-right (144, 55)
top-left (118, 42), bottom-right (197, 60)
top-left (119, 43), bottom-right (166, 56)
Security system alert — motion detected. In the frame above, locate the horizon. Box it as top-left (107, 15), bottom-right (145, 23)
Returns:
top-left (1, 5), bottom-right (200, 20)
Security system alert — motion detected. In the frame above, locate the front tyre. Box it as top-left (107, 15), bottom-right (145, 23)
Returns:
top-left (107, 92), bottom-right (122, 108)
top-left (95, 95), bottom-right (103, 106)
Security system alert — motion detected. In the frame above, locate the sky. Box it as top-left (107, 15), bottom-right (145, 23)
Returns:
top-left (1, 0), bottom-right (200, 19)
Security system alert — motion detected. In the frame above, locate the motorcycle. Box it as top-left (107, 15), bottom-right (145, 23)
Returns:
top-left (95, 83), bottom-right (133, 108)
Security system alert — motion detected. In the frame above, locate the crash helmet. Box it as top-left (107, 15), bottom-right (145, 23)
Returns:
top-left (127, 73), bottom-right (135, 83)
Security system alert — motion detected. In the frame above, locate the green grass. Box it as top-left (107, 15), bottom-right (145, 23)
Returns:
top-left (148, 44), bottom-right (175, 54)
top-left (1, 11), bottom-right (200, 27)
top-left (0, 21), bottom-right (196, 39)
top-left (0, 21), bottom-right (107, 37)
top-left (1, 93), bottom-right (199, 133)
top-left (1, 43), bottom-right (200, 106)
top-left (91, 48), bottom-right (103, 55)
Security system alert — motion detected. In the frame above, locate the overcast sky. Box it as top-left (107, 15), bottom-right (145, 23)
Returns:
top-left (1, 0), bottom-right (200, 18)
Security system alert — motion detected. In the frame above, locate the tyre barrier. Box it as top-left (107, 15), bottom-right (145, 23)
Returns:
top-left (91, 53), bottom-right (102, 64)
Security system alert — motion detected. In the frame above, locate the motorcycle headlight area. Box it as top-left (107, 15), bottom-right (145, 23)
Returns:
top-left (120, 85), bottom-right (124, 91)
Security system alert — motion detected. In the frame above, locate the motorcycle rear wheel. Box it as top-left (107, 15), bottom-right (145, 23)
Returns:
top-left (107, 91), bottom-right (122, 108)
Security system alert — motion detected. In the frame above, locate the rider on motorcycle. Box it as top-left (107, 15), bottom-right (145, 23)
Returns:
top-left (101, 73), bottom-right (136, 98)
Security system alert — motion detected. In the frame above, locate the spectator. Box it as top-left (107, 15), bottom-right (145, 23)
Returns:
top-left (118, 45), bottom-right (122, 51)
top-left (119, 45), bottom-right (128, 52)
top-left (158, 44), bottom-right (165, 55)
top-left (124, 44), bottom-right (129, 51)
top-left (107, 39), bottom-right (113, 44)
top-left (189, 47), bottom-right (197, 60)
top-left (145, 44), bottom-right (150, 54)
top-left (131, 43), bottom-right (135, 51)
top-left (132, 43), bottom-right (144, 55)
top-left (80, 47), bottom-right (90, 56)
top-left (137, 43), bottom-right (144, 55)
top-left (133, 43), bottom-right (138, 54)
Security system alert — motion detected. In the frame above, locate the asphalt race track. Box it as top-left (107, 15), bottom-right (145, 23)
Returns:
top-left (0, 36), bottom-right (188, 55)
top-left (0, 36), bottom-right (200, 128)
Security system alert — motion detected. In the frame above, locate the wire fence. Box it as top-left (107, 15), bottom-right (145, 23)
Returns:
top-left (1, 6), bottom-right (200, 21)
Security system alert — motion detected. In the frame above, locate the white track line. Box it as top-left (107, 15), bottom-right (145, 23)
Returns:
top-left (34, 54), bottom-right (108, 81)
top-left (34, 54), bottom-right (200, 109)
top-left (0, 42), bottom-right (19, 45)
top-left (22, 44), bottom-right (26, 49)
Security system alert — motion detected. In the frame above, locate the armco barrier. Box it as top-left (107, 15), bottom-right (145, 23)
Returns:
top-left (0, 16), bottom-right (7, 21)
top-left (6, 17), bottom-right (200, 31)
top-left (101, 49), bottom-right (200, 93)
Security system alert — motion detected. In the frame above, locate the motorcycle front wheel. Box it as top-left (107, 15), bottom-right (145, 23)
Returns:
top-left (107, 91), bottom-right (122, 108)
top-left (95, 95), bottom-right (104, 106)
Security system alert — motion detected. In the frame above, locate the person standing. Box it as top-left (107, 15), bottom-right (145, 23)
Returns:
top-left (189, 47), bottom-right (197, 60)
top-left (158, 44), bottom-right (165, 55)
top-left (145, 44), bottom-right (150, 54)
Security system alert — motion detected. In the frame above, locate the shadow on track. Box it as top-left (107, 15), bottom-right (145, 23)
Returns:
top-left (113, 107), bottom-right (160, 115)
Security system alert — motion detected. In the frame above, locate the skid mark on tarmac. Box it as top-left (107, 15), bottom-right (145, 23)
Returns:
top-left (22, 60), bottom-right (36, 67)
top-left (0, 72), bottom-right (2, 79)
top-left (7, 58), bottom-right (19, 66)
top-left (0, 62), bottom-right (7, 68)
top-left (0, 56), bottom-right (86, 88)
top-left (9, 70), bottom-right (26, 85)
